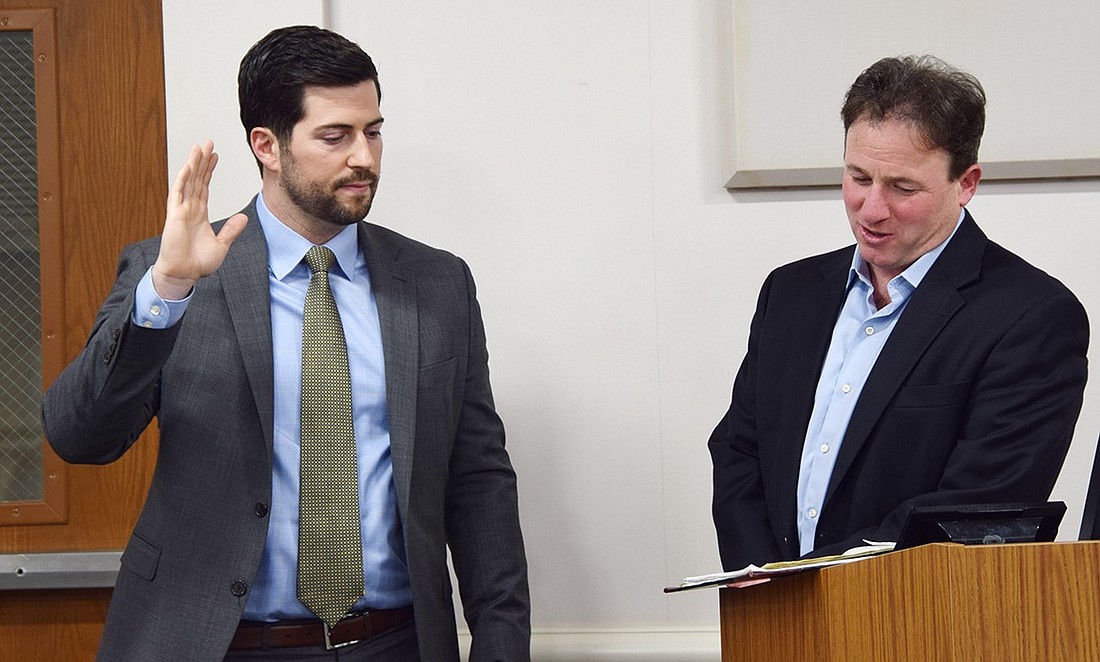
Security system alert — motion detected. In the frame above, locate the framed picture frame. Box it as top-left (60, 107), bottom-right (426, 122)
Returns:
top-left (725, 1), bottom-right (1100, 189)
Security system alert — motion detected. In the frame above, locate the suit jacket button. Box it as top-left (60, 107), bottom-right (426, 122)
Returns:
top-left (230, 580), bottom-right (248, 597)
top-left (254, 502), bottom-right (268, 517)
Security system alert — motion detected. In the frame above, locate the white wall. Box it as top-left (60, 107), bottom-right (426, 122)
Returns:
top-left (726, 1), bottom-right (1100, 174)
top-left (162, 2), bottom-right (1100, 659)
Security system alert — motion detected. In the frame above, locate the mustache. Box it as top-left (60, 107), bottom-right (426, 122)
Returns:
top-left (333, 169), bottom-right (379, 189)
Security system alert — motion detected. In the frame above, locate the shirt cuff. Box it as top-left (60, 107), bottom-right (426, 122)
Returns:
top-left (133, 267), bottom-right (191, 328)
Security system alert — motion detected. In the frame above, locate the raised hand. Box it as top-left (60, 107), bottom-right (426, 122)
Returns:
top-left (151, 140), bottom-right (248, 299)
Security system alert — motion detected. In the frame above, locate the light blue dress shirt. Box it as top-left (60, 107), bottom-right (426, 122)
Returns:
top-left (795, 210), bottom-right (965, 555)
top-left (134, 193), bottom-right (412, 619)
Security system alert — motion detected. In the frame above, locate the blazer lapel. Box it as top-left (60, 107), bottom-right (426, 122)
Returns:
top-left (218, 202), bottom-right (276, 463)
top-left (770, 251), bottom-right (850, 545)
top-left (824, 213), bottom-right (985, 504)
top-left (359, 223), bottom-right (418, 514)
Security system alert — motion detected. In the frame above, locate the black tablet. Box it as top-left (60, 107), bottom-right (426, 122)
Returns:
top-left (894, 501), bottom-right (1065, 551)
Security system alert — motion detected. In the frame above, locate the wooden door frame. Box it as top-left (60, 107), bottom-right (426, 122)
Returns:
top-left (0, 0), bottom-right (166, 659)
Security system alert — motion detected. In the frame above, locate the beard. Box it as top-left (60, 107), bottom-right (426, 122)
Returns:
top-left (281, 149), bottom-right (379, 227)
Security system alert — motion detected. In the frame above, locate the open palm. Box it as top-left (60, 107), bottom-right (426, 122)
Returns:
top-left (152, 140), bottom-right (248, 299)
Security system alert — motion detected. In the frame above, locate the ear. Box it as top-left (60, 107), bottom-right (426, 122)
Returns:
top-left (249, 127), bottom-right (282, 173)
top-left (956, 163), bottom-right (982, 206)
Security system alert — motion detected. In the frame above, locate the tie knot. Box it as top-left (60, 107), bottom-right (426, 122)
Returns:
top-left (305, 245), bottom-right (336, 275)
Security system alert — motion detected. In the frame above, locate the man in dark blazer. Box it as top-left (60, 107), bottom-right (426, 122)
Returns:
top-left (710, 56), bottom-right (1089, 572)
top-left (42, 26), bottom-right (529, 661)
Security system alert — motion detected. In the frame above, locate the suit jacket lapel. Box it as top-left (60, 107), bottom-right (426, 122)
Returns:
top-left (824, 212), bottom-right (985, 505)
top-left (359, 223), bottom-right (418, 515)
top-left (777, 254), bottom-right (851, 446)
top-left (771, 251), bottom-right (850, 545)
top-left (218, 201), bottom-right (277, 464)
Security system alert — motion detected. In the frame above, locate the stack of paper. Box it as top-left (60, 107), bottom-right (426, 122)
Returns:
top-left (665, 541), bottom-right (895, 593)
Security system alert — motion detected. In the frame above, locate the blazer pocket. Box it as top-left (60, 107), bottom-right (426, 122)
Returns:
top-left (893, 380), bottom-right (972, 409)
top-left (119, 533), bottom-right (161, 581)
top-left (418, 357), bottom-right (456, 391)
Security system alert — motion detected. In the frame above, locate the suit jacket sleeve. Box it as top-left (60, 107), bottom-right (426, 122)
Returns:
top-left (444, 261), bottom-right (531, 661)
top-left (709, 272), bottom-right (786, 570)
top-left (42, 239), bottom-right (177, 463)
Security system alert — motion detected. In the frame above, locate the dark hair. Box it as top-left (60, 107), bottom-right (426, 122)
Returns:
top-left (841, 55), bottom-right (985, 180)
top-left (238, 25), bottom-right (381, 171)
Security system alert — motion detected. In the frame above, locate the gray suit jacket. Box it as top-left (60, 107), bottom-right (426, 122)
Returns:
top-left (42, 200), bottom-right (531, 661)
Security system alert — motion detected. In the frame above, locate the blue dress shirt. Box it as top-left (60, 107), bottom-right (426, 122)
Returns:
top-left (796, 210), bottom-right (965, 555)
top-left (134, 193), bottom-right (412, 619)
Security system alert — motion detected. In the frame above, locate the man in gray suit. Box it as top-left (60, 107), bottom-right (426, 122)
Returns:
top-left (42, 25), bottom-right (530, 661)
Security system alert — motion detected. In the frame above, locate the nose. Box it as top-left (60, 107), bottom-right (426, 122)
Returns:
top-left (861, 184), bottom-right (889, 223)
top-left (347, 134), bottom-right (375, 169)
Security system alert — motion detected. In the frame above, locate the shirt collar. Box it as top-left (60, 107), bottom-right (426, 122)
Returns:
top-left (256, 192), bottom-right (360, 282)
top-left (848, 208), bottom-right (966, 290)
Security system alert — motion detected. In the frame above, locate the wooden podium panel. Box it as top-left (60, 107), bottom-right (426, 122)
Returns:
top-left (720, 541), bottom-right (1100, 661)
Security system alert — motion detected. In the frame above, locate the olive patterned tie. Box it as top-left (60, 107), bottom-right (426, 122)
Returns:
top-left (297, 245), bottom-right (364, 630)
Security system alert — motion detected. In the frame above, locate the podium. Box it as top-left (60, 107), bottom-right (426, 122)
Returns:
top-left (719, 541), bottom-right (1100, 661)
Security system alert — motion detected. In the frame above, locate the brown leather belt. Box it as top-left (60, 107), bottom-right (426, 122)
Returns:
top-left (229, 606), bottom-right (414, 650)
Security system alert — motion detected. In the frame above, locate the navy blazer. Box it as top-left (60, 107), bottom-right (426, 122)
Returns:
top-left (710, 212), bottom-right (1089, 571)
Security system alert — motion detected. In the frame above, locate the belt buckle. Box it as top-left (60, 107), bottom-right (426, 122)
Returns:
top-left (323, 622), bottom-right (360, 651)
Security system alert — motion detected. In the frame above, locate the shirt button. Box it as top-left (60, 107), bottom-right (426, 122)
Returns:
top-left (230, 580), bottom-right (248, 597)
top-left (841, 384), bottom-right (852, 394)
top-left (142, 320), bottom-right (154, 328)
top-left (150, 305), bottom-right (162, 316)
top-left (865, 326), bottom-right (875, 335)
top-left (808, 508), bottom-right (818, 519)
top-left (820, 444), bottom-right (830, 454)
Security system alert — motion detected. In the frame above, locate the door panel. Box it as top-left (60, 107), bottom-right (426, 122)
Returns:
top-left (0, 0), bottom-right (165, 659)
